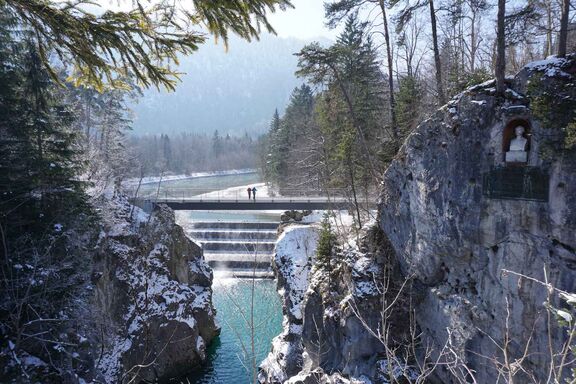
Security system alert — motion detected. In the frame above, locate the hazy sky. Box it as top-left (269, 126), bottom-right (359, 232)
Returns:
top-left (267, 0), bottom-right (338, 40)
top-left (98, 0), bottom-right (337, 41)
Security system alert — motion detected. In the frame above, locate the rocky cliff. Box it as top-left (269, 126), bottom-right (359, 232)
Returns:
top-left (92, 195), bottom-right (219, 383)
top-left (1, 192), bottom-right (219, 383)
top-left (260, 223), bottom-right (320, 383)
top-left (261, 55), bottom-right (576, 383)
top-left (379, 55), bottom-right (576, 383)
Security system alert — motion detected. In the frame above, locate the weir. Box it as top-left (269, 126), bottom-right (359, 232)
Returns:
top-left (185, 220), bottom-right (279, 278)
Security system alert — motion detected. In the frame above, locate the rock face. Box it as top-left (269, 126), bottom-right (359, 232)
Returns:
top-left (260, 220), bottom-right (416, 383)
top-left (379, 55), bottom-right (576, 382)
top-left (295, 225), bottom-right (410, 381)
top-left (93, 196), bottom-right (219, 383)
top-left (259, 224), bottom-right (320, 383)
top-left (263, 56), bottom-right (576, 383)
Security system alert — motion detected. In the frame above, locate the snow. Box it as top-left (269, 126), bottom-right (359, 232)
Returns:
top-left (376, 358), bottom-right (420, 383)
top-left (97, 336), bottom-right (133, 382)
top-left (301, 210), bottom-right (324, 223)
top-left (472, 78), bottom-right (496, 89)
top-left (523, 56), bottom-right (572, 78)
top-left (470, 100), bottom-right (487, 106)
top-left (104, 195), bottom-right (149, 237)
top-left (354, 280), bottom-right (379, 298)
top-left (275, 225), bottom-right (320, 320)
top-left (196, 335), bottom-right (205, 356)
top-left (54, 223), bottom-right (63, 232)
top-left (21, 355), bottom-right (47, 367)
top-left (505, 88), bottom-right (525, 99)
top-left (260, 330), bottom-right (292, 381)
top-left (124, 168), bottom-right (257, 185)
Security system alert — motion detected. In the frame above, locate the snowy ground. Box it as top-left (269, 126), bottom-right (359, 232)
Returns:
top-left (195, 182), bottom-right (269, 199)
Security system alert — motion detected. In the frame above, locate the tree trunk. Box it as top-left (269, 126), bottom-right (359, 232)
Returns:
top-left (378, 0), bottom-right (399, 147)
top-left (471, 12), bottom-right (477, 72)
top-left (545, 0), bottom-right (553, 57)
top-left (429, 0), bottom-right (446, 105)
top-left (558, 0), bottom-right (570, 58)
top-left (347, 157), bottom-right (362, 229)
top-left (495, 0), bottom-right (506, 96)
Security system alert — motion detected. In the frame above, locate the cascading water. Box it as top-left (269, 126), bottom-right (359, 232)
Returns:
top-left (177, 210), bottom-right (284, 383)
top-left (188, 221), bottom-right (278, 276)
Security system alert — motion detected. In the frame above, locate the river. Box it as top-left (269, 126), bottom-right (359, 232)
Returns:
top-left (134, 172), bottom-right (261, 197)
top-left (184, 277), bottom-right (282, 383)
top-left (167, 172), bottom-right (283, 384)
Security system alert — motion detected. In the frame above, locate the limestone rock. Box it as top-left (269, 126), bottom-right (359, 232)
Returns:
top-left (264, 55), bottom-right (576, 384)
top-left (379, 54), bottom-right (576, 383)
top-left (259, 224), bottom-right (320, 383)
top-left (93, 196), bottom-right (219, 383)
top-left (281, 210), bottom-right (309, 223)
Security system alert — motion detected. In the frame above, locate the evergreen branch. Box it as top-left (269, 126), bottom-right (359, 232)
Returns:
top-left (4, 0), bottom-right (293, 90)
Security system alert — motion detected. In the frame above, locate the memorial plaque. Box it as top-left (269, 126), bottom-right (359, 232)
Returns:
top-left (482, 166), bottom-right (549, 202)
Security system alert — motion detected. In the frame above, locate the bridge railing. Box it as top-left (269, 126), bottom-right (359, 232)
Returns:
top-left (125, 187), bottom-right (351, 202)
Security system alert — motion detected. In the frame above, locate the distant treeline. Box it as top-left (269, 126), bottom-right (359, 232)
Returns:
top-left (128, 131), bottom-right (259, 176)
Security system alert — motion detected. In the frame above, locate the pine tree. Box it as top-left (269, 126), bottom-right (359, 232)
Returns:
top-left (316, 214), bottom-right (337, 267)
top-left (296, 15), bottom-right (387, 225)
top-left (0, 8), bottom-right (27, 210)
top-left (2, 0), bottom-right (294, 90)
top-left (212, 130), bottom-right (222, 158)
top-left (264, 109), bottom-right (282, 184)
top-left (0, 27), bottom-right (84, 228)
top-left (325, 0), bottom-right (399, 145)
top-left (395, 75), bottom-right (424, 140)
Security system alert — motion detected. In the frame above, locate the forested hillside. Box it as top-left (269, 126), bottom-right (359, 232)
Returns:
top-left (129, 132), bottom-right (259, 175)
top-left (130, 34), bottom-right (319, 136)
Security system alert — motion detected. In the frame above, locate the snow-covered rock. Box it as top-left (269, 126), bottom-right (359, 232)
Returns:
top-left (259, 223), bottom-right (320, 383)
top-left (262, 55), bottom-right (576, 384)
top-left (260, 218), bottom-right (403, 383)
top-left (92, 195), bottom-right (219, 382)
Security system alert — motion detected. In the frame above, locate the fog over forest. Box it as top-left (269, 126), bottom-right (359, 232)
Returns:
top-left (130, 34), bottom-right (327, 137)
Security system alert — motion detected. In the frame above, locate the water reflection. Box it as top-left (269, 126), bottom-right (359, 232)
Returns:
top-left (184, 278), bottom-right (282, 384)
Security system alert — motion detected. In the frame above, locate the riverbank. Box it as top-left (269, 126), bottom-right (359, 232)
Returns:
top-left (124, 169), bottom-right (257, 185)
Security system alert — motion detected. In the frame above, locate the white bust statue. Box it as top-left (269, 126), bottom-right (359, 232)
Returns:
top-left (505, 126), bottom-right (528, 163)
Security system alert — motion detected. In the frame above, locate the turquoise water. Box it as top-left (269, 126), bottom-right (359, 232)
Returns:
top-left (136, 173), bottom-right (261, 196)
top-left (168, 173), bottom-right (283, 383)
top-left (184, 278), bottom-right (282, 384)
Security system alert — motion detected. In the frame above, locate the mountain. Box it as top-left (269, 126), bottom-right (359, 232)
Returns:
top-left (129, 34), bottom-right (327, 136)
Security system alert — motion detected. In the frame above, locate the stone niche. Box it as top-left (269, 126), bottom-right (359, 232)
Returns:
top-left (482, 117), bottom-right (549, 202)
top-left (503, 118), bottom-right (531, 164)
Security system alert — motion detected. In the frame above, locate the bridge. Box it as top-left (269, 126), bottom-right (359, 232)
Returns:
top-left (128, 187), bottom-right (373, 211)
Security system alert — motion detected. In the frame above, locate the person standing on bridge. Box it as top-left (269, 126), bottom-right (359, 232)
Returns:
top-left (252, 186), bottom-right (257, 201)
top-left (247, 187), bottom-right (252, 200)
